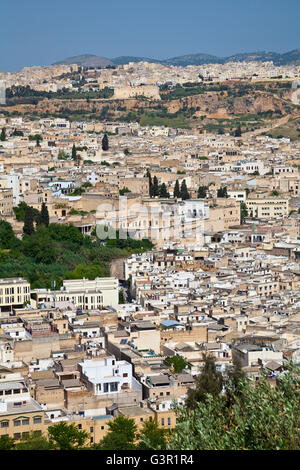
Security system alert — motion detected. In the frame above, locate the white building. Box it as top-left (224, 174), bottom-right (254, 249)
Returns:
top-left (33, 277), bottom-right (119, 310)
top-left (78, 356), bottom-right (134, 395)
top-left (230, 160), bottom-right (265, 175)
top-left (227, 190), bottom-right (247, 201)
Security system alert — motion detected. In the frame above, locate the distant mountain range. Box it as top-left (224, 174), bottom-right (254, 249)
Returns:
top-left (53, 54), bottom-right (114, 67)
top-left (53, 49), bottom-right (300, 68)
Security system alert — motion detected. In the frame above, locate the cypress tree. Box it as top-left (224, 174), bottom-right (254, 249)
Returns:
top-left (102, 134), bottom-right (109, 151)
top-left (180, 179), bottom-right (190, 200)
top-left (217, 186), bottom-right (228, 198)
top-left (174, 180), bottom-right (180, 198)
top-left (240, 202), bottom-right (248, 224)
top-left (234, 125), bottom-right (242, 137)
top-left (39, 202), bottom-right (49, 227)
top-left (0, 128), bottom-right (6, 141)
top-left (146, 169), bottom-right (153, 197)
top-left (152, 176), bottom-right (159, 197)
top-left (72, 144), bottom-right (77, 160)
top-left (23, 207), bottom-right (35, 235)
top-left (159, 183), bottom-right (170, 198)
top-left (197, 186), bottom-right (208, 198)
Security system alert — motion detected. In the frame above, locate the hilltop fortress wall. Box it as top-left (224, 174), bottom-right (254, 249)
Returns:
top-left (113, 85), bottom-right (161, 100)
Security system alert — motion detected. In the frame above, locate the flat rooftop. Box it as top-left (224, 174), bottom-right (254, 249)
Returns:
top-left (0, 278), bottom-right (29, 285)
top-left (119, 406), bottom-right (154, 417)
top-left (91, 414), bottom-right (113, 421)
top-left (0, 398), bottom-right (43, 417)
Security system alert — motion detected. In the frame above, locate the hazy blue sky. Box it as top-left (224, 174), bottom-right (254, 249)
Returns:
top-left (1, 0), bottom-right (299, 71)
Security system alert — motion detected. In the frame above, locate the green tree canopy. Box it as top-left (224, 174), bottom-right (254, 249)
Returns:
top-left (22, 225), bottom-right (57, 264)
top-left (168, 365), bottom-right (300, 450)
top-left (137, 419), bottom-right (167, 450)
top-left (0, 435), bottom-right (15, 450)
top-left (29, 134), bottom-right (43, 147)
top-left (66, 263), bottom-right (106, 280)
top-left (197, 185), bottom-right (208, 198)
top-left (23, 206), bottom-right (35, 236)
top-left (96, 416), bottom-right (137, 450)
top-left (0, 220), bottom-right (21, 249)
top-left (185, 354), bottom-right (223, 410)
top-left (166, 355), bottom-right (189, 374)
top-left (217, 186), bottom-right (228, 198)
top-left (119, 187), bottom-right (131, 195)
top-left (48, 422), bottom-right (89, 450)
top-left (15, 433), bottom-right (52, 450)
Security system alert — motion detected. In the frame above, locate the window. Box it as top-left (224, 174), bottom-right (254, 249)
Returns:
top-left (168, 418), bottom-right (171, 425)
top-left (14, 420), bottom-right (21, 427)
top-left (14, 433), bottom-right (21, 439)
top-left (22, 418), bottom-right (29, 426)
top-left (161, 418), bottom-right (165, 426)
top-left (110, 382), bottom-right (118, 392)
top-left (33, 417), bottom-right (42, 424)
top-left (90, 427), bottom-right (94, 433)
top-left (78, 424), bottom-right (82, 430)
top-left (0, 421), bottom-right (9, 428)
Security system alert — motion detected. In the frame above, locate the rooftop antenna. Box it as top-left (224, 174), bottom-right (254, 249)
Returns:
top-left (52, 280), bottom-right (56, 309)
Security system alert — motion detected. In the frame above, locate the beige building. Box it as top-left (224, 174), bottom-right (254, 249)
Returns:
top-left (0, 189), bottom-right (13, 216)
top-left (0, 370), bottom-right (47, 442)
top-left (204, 199), bottom-right (241, 232)
top-left (246, 197), bottom-right (289, 218)
top-left (107, 321), bottom-right (161, 355)
top-left (0, 278), bottom-right (31, 312)
top-left (276, 176), bottom-right (300, 196)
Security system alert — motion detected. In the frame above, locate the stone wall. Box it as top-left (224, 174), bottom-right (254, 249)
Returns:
top-left (113, 85), bottom-right (161, 100)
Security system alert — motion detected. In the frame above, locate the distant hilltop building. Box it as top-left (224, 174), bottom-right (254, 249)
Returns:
top-left (113, 85), bottom-right (161, 100)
